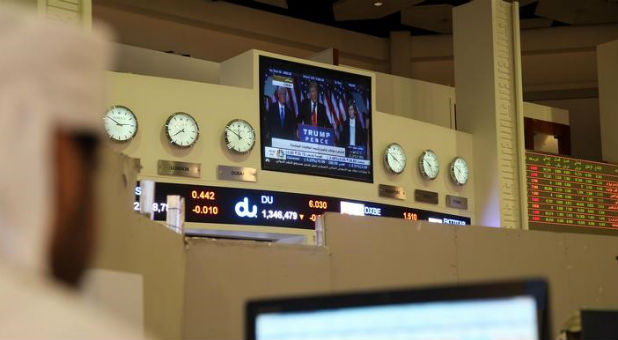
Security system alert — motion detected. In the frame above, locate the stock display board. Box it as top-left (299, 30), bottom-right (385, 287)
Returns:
top-left (134, 182), bottom-right (470, 230)
top-left (526, 151), bottom-right (618, 232)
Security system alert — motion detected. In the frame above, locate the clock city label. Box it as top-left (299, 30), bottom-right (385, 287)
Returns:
top-left (378, 184), bottom-right (406, 200)
top-left (217, 165), bottom-right (257, 182)
top-left (157, 160), bottom-right (201, 178)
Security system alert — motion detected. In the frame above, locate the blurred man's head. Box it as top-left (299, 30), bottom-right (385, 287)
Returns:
top-left (0, 7), bottom-right (110, 287)
top-left (309, 82), bottom-right (318, 102)
top-left (49, 131), bottom-right (100, 286)
top-left (276, 87), bottom-right (287, 104)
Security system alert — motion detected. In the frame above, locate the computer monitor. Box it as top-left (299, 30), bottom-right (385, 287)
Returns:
top-left (246, 279), bottom-right (549, 340)
top-left (581, 309), bottom-right (618, 339)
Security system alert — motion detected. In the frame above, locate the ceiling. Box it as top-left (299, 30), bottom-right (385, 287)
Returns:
top-left (218, 0), bottom-right (618, 36)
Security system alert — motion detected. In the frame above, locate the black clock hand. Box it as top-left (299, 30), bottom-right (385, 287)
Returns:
top-left (106, 116), bottom-right (123, 126)
top-left (226, 127), bottom-right (241, 138)
top-left (389, 154), bottom-right (402, 166)
top-left (173, 129), bottom-right (185, 136)
top-left (105, 116), bottom-right (135, 127)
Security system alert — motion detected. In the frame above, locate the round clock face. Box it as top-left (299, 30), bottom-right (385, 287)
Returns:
top-left (384, 143), bottom-right (406, 174)
top-left (104, 106), bottom-right (137, 142)
top-left (419, 149), bottom-right (439, 180)
top-left (224, 119), bottom-right (255, 153)
top-left (450, 157), bottom-right (469, 185)
top-left (165, 112), bottom-right (199, 148)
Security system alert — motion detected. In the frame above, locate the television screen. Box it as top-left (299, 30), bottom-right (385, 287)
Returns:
top-left (259, 56), bottom-right (373, 182)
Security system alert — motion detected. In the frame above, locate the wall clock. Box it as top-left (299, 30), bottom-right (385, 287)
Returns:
top-left (384, 143), bottom-right (406, 174)
top-left (104, 105), bottom-right (137, 142)
top-left (419, 149), bottom-right (439, 180)
top-left (449, 157), bottom-right (469, 185)
top-left (224, 119), bottom-right (255, 153)
top-left (165, 112), bottom-right (199, 148)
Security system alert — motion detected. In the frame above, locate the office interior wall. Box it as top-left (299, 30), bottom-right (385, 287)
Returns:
top-left (182, 238), bottom-right (332, 339)
top-left (534, 98), bottom-right (602, 160)
top-left (82, 269), bottom-right (145, 336)
top-left (522, 102), bottom-right (569, 125)
top-left (181, 213), bottom-right (617, 339)
top-left (326, 214), bottom-right (617, 339)
top-left (597, 40), bottom-right (618, 164)
top-left (375, 72), bottom-right (455, 128)
top-left (111, 43), bottom-right (220, 84)
top-left (91, 150), bottom-right (186, 339)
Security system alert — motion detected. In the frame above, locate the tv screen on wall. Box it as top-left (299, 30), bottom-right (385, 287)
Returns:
top-left (259, 56), bottom-right (373, 182)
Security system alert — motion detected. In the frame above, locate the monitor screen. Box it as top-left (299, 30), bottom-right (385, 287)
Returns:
top-left (247, 280), bottom-right (549, 340)
top-left (255, 296), bottom-right (538, 340)
top-left (259, 55), bottom-right (373, 182)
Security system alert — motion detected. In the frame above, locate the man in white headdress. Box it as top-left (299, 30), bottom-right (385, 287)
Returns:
top-left (0, 5), bottom-right (140, 339)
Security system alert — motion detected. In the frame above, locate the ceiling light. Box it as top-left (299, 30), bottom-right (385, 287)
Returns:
top-left (374, 1), bottom-right (383, 7)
